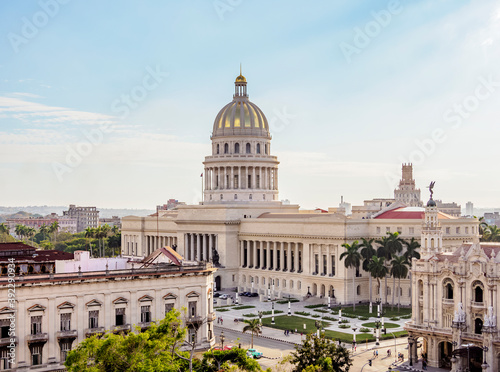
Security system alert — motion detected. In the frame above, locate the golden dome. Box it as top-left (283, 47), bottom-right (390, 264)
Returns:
top-left (235, 74), bottom-right (247, 83)
top-left (212, 99), bottom-right (269, 138)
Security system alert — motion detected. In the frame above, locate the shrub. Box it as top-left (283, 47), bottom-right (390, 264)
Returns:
top-left (358, 316), bottom-right (370, 320)
top-left (390, 317), bottom-right (400, 321)
top-left (242, 313), bottom-right (257, 317)
top-left (217, 308), bottom-right (230, 312)
top-left (276, 299), bottom-right (299, 304)
top-left (359, 328), bottom-right (371, 333)
top-left (312, 315), bottom-right (320, 318)
top-left (262, 310), bottom-right (284, 315)
top-left (322, 316), bottom-right (338, 321)
top-left (233, 305), bottom-right (255, 310)
top-left (304, 304), bottom-right (327, 309)
top-left (339, 319), bottom-right (350, 324)
top-left (314, 309), bottom-right (329, 313)
top-left (338, 324), bottom-right (351, 329)
top-left (295, 311), bottom-right (311, 316)
top-left (342, 314), bottom-right (357, 318)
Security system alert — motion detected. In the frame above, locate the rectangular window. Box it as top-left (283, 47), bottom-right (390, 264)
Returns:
top-left (376, 227), bottom-right (381, 234)
top-left (1, 348), bottom-right (9, 370)
top-left (0, 319), bottom-right (9, 338)
top-left (397, 227), bottom-right (402, 234)
top-left (322, 255), bottom-right (327, 275)
top-left (141, 306), bottom-right (151, 323)
top-left (248, 175), bottom-right (251, 188)
top-left (165, 303), bottom-right (174, 314)
top-left (115, 308), bottom-right (125, 326)
top-left (409, 227), bottom-right (415, 234)
top-left (386, 227), bottom-right (390, 233)
top-left (256, 175), bottom-right (260, 188)
top-left (89, 310), bottom-right (99, 329)
top-left (232, 274), bottom-right (235, 282)
top-left (331, 255), bottom-right (336, 276)
top-left (465, 227), bottom-right (469, 234)
top-left (31, 316), bottom-right (42, 335)
top-left (31, 344), bottom-right (42, 366)
top-left (446, 227), bottom-right (450, 234)
top-left (234, 176), bottom-right (238, 188)
top-left (456, 227), bottom-right (460, 234)
top-left (60, 313), bottom-right (71, 331)
top-left (60, 340), bottom-right (72, 362)
top-left (188, 301), bottom-right (197, 317)
top-left (314, 254), bottom-right (319, 274)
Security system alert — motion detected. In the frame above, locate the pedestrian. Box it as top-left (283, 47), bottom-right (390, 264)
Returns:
top-left (373, 350), bottom-right (376, 357)
top-left (284, 330), bottom-right (287, 336)
top-left (217, 317), bottom-right (220, 324)
top-left (221, 318), bottom-right (223, 325)
top-left (422, 358), bottom-right (427, 370)
top-left (376, 350), bottom-right (378, 358)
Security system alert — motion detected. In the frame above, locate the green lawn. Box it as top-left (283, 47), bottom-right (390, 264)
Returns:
top-left (361, 322), bottom-right (400, 329)
top-left (332, 304), bottom-right (411, 318)
top-left (261, 315), bottom-right (408, 343)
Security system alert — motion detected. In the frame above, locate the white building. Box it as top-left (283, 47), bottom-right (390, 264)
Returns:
top-left (121, 73), bottom-right (479, 307)
top-left (63, 205), bottom-right (99, 233)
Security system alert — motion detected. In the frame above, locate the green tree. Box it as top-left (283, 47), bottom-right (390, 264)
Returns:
top-left (359, 238), bottom-right (376, 310)
top-left (340, 241), bottom-right (361, 311)
top-left (483, 225), bottom-right (500, 242)
top-left (39, 224), bottom-right (48, 242)
top-left (65, 308), bottom-right (188, 372)
top-left (0, 223), bottom-right (9, 242)
top-left (390, 254), bottom-right (409, 310)
top-left (367, 255), bottom-right (389, 303)
top-left (402, 237), bottom-right (420, 304)
top-left (199, 348), bottom-right (262, 372)
top-left (376, 232), bottom-right (403, 304)
top-left (290, 333), bottom-right (352, 372)
top-left (242, 318), bottom-right (262, 348)
top-left (49, 221), bottom-right (59, 243)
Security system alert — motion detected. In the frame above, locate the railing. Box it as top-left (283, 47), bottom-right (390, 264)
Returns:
top-left (442, 298), bottom-right (454, 305)
top-left (462, 332), bottom-right (483, 340)
top-left (186, 316), bottom-right (203, 324)
top-left (0, 336), bottom-right (17, 346)
top-left (112, 324), bottom-right (131, 332)
top-left (27, 333), bottom-right (48, 343)
top-left (85, 327), bottom-right (105, 335)
top-left (138, 322), bottom-right (152, 329)
top-left (471, 301), bottom-right (484, 308)
top-left (56, 329), bottom-right (78, 339)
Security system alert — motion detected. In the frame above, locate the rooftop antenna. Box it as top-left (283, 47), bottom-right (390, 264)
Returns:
top-left (240, 63), bottom-right (242, 75)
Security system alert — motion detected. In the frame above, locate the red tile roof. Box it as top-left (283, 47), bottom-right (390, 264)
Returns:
top-left (374, 207), bottom-right (454, 220)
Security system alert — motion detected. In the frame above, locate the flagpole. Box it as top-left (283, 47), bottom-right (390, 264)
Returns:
top-left (201, 173), bottom-right (204, 205)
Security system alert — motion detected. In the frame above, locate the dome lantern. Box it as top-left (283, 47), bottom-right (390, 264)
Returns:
top-left (234, 64), bottom-right (248, 98)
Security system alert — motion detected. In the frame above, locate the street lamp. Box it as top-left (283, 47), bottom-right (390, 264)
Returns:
top-left (220, 330), bottom-right (225, 350)
top-left (267, 283), bottom-right (271, 301)
top-left (235, 292), bottom-right (239, 305)
top-left (258, 311), bottom-right (263, 325)
top-left (307, 286), bottom-right (311, 296)
top-left (271, 300), bottom-right (275, 325)
top-left (284, 294), bottom-right (293, 316)
top-left (328, 289), bottom-right (331, 309)
top-left (352, 327), bottom-right (357, 351)
top-left (408, 337), bottom-right (414, 366)
top-left (374, 319), bottom-right (381, 346)
top-left (251, 277), bottom-right (254, 293)
top-left (339, 305), bottom-right (342, 325)
top-left (482, 346), bottom-right (489, 370)
top-left (315, 320), bottom-right (322, 338)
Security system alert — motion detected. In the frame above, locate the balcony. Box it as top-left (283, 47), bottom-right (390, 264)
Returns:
top-left (27, 333), bottom-right (48, 343)
top-left (0, 336), bottom-right (17, 346)
top-left (471, 301), bottom-right (485, 308)
top-left (207, 312), bottom-right (216, 321)
top-left (442, 298), bottom-right (454, 306)
top-left (112, 324), bottom-right (131, 333)
top-left (462, 332), bottom-right (483, 341)
top-left (56, 329), bottom-right (78, 339)
top-left (85, 327), bottom-right (105, 336)
top-left (186, 316), bottom-right (203, 326)
top-left (138, 322), bottom-right (152, 330)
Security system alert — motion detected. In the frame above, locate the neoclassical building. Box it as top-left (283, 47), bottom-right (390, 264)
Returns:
top-left (121, 73), bottom-right (479, 307)
top-left (405, 195), bottom-right (500, 371)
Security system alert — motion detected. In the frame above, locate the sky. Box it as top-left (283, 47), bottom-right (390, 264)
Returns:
top-left (0, 0), bottom-right (499, 210)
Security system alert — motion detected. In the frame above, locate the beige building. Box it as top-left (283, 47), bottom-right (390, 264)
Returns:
top-left (63, 205), bottom-right (99, 233)
top-left (0, 245), bottom-right (215, 371)
top-left (405, 196), bottom-right (500, 371)
top-left (121, 73), bottom-right (479, 307)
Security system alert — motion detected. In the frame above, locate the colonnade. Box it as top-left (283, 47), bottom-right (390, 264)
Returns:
top-left (239, 240), bottom-right (303, 273)
top-left (204, 166), bottom-right (278, 191)
top-left (145, 235), bottom-right (177, 256)
top-left (184, 233), bottom-right (218, 262)
top-left (309, 243), bottom-right (337, 277)
top-left (123, 235), bottom-right (138, 256)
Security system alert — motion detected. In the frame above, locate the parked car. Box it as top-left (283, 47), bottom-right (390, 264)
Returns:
top-left (249, 293), bottom-right (259, 297)
top-left (214, 293), bottom-right (221, 298)
top-left (247, 348), bottom-right (263, 359)
top-left (220, 294), bottom-right (229, 300)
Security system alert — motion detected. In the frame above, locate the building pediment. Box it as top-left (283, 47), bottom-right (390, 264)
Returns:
top-left (0, 306), bottom-right (15, 315)
top-left (27, 304), bottom-right (46, 312)
top-left (163, 293), bottom-right (177, 300)
top-left (112, 297), bottom-right (129, 305)
top-left (138, 295), bottom-right (153, 302)
top-left (57, 301), bottom-right (75, 310)
top-left (186, 291), bottom-right (200, 298)
top-left (86, 299), bottom-right (102, 307)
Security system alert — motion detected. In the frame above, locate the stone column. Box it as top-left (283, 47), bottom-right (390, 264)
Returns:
top-left (264, 167), bottom-right (268, 189)
top-left (252, 167), bottom-right (256, 189)
top-left (184, 234), bottom-right (189, 259)
top-left (231, 166), bottom-right (234, 189)
top-left (273, 242), bottom-right (277, 270)
top-left (279, 242), bottom-right (284, 271)
top-left (259, 167), bottom-right (262, 189)
top-left (240, 240), bottom-right (245, 267)
top-left (287, 242), bottom-right (291, 272)
top-left (252, 241), bottom-right (257, 268)
top-left (275, 168), bottom-right (278, 190)
top-left (190, 233), bottom-right (194, 261)
top-left (266, 242), bottom-right (271, 269)
top-left (303, 243), bottom-right (310, 275)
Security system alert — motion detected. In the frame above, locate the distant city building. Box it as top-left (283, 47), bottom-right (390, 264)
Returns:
top-left (394, 163), bottom-right (423, 207)
top-left (157, 199), bottom-right (186, 212)
top-left (435, 200), bottom-right (462, 217)
top-left (63, 205), bottom-right (99, 233)
top-left (0, 244), bottom-right (215, 370)
top-left (338, 196), bottom-right (352, 216)
top-left (466, 201), bottom-right (474, 216)
top-left (5, 215), bottom-right (77, 235)
top-left (484, 212), bottom-right (500, 227)
top-left (99, 216), bottom-right (121, 229)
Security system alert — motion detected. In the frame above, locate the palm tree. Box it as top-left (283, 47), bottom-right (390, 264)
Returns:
top-left (483, 225), bottom-right (500, 242)
top-left (15, 224), bottom-right (26, 241)
top-left (111, 225), bottom-right (120, 235)
top-left (376, 232), bottom-right (403, 305)
top-left (340, 241), bottom-right (362, 311)
top-left (478, 216), bottom-right (488, 236)
top-left (27, 227), bottom-right (36, 246)
top-left (85, 227), bottom-right (95, 256)
top-left (242, 319), bottom-right (261, 348)
top-left (39, 224), bottom-right (48, 242)
top-left (402, 237), bottom-right (420, 305)
top-left (360, 238), bottom-right (376, 311)
top-left (390, 255), bottom-right (409, 310)
top-left (367, 255), bottom-right (389, 304)
top-left (49, 221), bottom-right (59, 244)
top-left (100, 224), bottom-right (111, 256)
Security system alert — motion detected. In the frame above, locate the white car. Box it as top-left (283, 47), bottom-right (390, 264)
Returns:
top-left (219, 294), bottom-right (229, 299)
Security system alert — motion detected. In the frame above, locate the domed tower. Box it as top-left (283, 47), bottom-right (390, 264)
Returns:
top-left (203, 72), bottom-right (279, 203)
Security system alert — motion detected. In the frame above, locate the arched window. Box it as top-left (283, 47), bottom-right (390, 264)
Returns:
top-left (257, 143), bottom-right (261, 154)
top-left (386, 287), bottom-right (391, 296)
top-left (283, 280), bottom-right (286, 288)
top-left (234, 194), bottom-right (237, 200)
top-left (474, 285), bottom-right (484, 303)
top-left (291, 280), bottom-right (294, 289)
top-left (263, 277), bottom-right (265, 285)
top-left (265, 144), bottom-right (268, 154)
top-left (235, 143), bottom-right (240, 154)
top-left (216, 144), bottom-right (220, 154)
top-left (246, 143), bottom-right (251, 153)
top-left (475, 318), bottom-right (483, 334)
top-left (357, 285), bottom-right (361, 295)
top-left (249, 194), bottom-right (252, 200)
top-left (276, 279), bottom-right (279, 287)
top-left (220, 194), bottom-right (223, 200)
top-left (242, 275), bottom-right (246, 283)
top-left (224, 143), bottom-right (229, 154)
top-left (443, 279), bottom-right (454, 299)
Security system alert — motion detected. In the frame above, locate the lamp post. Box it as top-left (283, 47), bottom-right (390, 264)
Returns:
top-left (284, 294), bottom-right (293, 316)
top-left (220, 330), bottom-right (225, 350)
top-left (271, 300), bottom-right (275, 325)
top-left (235, 292), bottom-right (239, 305)
top-left (389, 331), bottom-right (397, 363)
top-left (307, 286), bottom-right (311, 296)
top-left (352, 327), bottom-right (357, 352)
top-left (251, 277), bottom-right (254, 294)
top-left (267, 283), bottom-right (271, 301)
top-left (450, 341), bottom-right (458, 370)
top-left (315, 320), bottom-right (322, 338)
top-left (481, 346), bottom-right (489, 370)
top-left (328, 288), bottom-right (331, 309)
top-left (374, 319), bottom-right (381, 346)
top-left (339, 306), bottom-right (342, 325)
top-left (272, 279), bottom-right (275, 300)
top-left (258, 311), bottom-right (263, 325)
